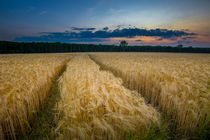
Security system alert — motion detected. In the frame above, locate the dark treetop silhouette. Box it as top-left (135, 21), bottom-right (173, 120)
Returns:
top-left (0, 41), bottom-right (209, 54)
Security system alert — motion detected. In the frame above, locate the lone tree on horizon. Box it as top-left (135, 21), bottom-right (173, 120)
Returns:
top-left (177, 44), bottom-right (183, 48)
top-left (120, 40), bottom-right (128, 47)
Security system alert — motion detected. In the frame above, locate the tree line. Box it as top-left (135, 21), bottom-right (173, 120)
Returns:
top-left (0, 41), bottom-right (209, 54)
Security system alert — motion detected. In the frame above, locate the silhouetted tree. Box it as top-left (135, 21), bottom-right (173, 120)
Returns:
top-left (177, 44), bottom-right (183, 48)
top-left (120, 40), bottom-right (128, 47)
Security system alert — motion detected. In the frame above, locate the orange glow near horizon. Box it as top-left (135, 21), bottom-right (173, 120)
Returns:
top-left (103, 33), bottom-right (210, 47)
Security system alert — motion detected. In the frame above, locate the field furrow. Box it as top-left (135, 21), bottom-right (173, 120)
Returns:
top-left (90, 53), bottom-right (210, 138)
top-left (0, 54), bottom-right (72, 139)
top-left (56, 55), bottom-right (161, 140)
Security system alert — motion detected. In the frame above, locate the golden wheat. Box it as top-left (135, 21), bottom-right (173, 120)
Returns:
top-left (0, 54), bottom-right (71, 139)
top-left (57, 55), bottom-right (160, 140)
top-left (91, 53), bottom-right (210, 135)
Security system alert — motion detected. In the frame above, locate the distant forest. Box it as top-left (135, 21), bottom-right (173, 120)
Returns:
top-left (0, 41), bottom-right (209, 53)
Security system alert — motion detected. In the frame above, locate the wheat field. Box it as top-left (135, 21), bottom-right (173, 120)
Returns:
top-left (57, 55), bottom-right (160, 140)
top-left (0, 54), bottom-right (71, 139)
top-left (0, 53), bottom-right (209, 139)
top-left (91, 53), bottom-right (210, 136)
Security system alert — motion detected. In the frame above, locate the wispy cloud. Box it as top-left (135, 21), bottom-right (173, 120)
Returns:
top-left (71, 27), bottom-right (96, 31)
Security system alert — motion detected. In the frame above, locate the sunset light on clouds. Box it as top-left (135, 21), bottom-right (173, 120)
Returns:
top-left (0, 0), bottom-right (210, 47)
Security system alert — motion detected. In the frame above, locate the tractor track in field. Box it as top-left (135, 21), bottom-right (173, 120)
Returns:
top-left (88, 54), bottom-right (178, 139)
top-left (89, 54), bottom-right (210, 140)
top-left (16, 61), bottom-right (69, 140)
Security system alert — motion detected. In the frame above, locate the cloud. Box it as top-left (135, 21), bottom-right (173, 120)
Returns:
top-left (174, 36), bottom-right (197, 46)
top-left (71, 27), bottom-right (96, 31)
top-left (14, 26), bottom-right (196, 43)
top-left (103, 27), bottom-right (109, 31)
top-left (182, 36), bottom-right (197, 40)
top-left (156, 38), bottom-right (163, 41)
top-left (14, 36), bottom-right (108, 43)
top-left (135, 39), bottom-right (142, 42)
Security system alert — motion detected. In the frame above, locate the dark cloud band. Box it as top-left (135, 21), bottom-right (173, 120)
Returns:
top-left (71, 27), bottom-right (96, 31)
top-left (14, 26), bottom-right (196, 42)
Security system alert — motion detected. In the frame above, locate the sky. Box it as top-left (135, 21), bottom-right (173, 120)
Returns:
top-left (0, 0), bottom-right (210, 47)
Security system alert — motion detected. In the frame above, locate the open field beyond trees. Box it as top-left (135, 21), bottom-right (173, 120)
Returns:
top-left (0, 53), bottom-right (209, 140)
